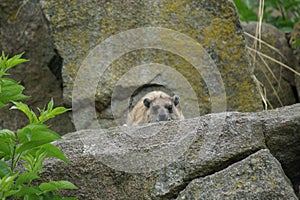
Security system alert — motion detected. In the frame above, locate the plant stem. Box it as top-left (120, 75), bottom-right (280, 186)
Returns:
top-left (10, 132), bottom-right (18, 171)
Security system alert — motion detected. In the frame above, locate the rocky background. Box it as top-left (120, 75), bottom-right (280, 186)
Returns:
top-left (39, 0), bottom-right (264, 129)
top-left (0, 0), bottom-right (74, 134)
top-left (242, 22), bottom-right (300, 108)
top-left (1, 0), bottom-right (300, 199)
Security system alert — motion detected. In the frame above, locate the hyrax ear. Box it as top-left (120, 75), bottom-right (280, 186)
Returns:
top-left (143, 98), bottom-right (151, 108)
top-left (173, 95), bottom-right (180, 106)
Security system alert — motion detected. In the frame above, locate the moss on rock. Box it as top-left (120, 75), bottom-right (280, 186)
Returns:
top-left (40, 0), bottom-right (262, 128)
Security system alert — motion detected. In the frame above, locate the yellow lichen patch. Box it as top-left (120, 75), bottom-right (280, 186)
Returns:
top-left (204, 17), bottom-right (244, 61)
top-left (215, 182), bottom-right (222, 188)
top-left (251, 176), bottom-right (257, 181)
top-left (234, 179), bottom-right (246, 189)
top-left (203, 16), bottom-right (262, 112)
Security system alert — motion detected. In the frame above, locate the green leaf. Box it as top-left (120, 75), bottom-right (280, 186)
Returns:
top-left (47, 98), bottom-right (54, 112)
top-left (40, 144), bottom-right (69, 163)
top-left (0, 78), bottom-right (28, 106)
top-left (15, 172), bottom-right (40, 186)
top-left (55, 180), bottom-right (78, 190)
top-left (0, 71), bottom-right (6, 78)
top-left (0, 129), bottom-right (15, 159)
top-left (0, 161), bottom-right (11, 178)
top-left (0, 52), bottom-right (8, 69)
top-left (21, 153), bottom-right (35, 171)
top-left (233, 0), bottom-right (258, 22)
top-left (39, 182), bottom-right (58, 192)
top-left (14, 185), bottom-right (41, 198)
top-left (0, 141), bottom-right (11, 156)
top-left (2, 189), bottom-right (19, 199)
top-left (39, 192), bottom-right (67, 200)
top-left (17, 124), bottom-right (60, 143)
top-left (11, 101), bottom-right (38, 124)
top-left (0, 129), bottom-right (15, 141)
top-left (0, 138), bottom-right (14, 160)
top-left (39, 181), bottom-right (77, 193)
top-left (16, 124), bottom-right (61, 153)
top-left (51, 107), bottom-right (71, 116)
top-left (22, 151), bottom-right (47, 173)
top-left (0, 101), bottom-right (6, 109)
top-left (285, 1), bottom-right (300, 10)
top-left (5, 53), bottom-right (28, 71)
top-left (39, 106), bottom-right (71, 123)
top-left (17, 140), bottom-right (52, 154)
top-left (0, 171), bottom-right (19, 192)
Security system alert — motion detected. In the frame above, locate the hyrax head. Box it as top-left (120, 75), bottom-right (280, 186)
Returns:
top-left (143, 95), bottom-right (181, 123)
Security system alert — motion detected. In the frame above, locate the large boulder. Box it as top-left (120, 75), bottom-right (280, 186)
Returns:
top-left (0, 1), bottom-right (74, 134)
top-left (40, 103), bottom-right (300, 199)
top-left (39, 0), bottom-right (263, 128)
top-left (290, 20), bottom-right (300, 102)
top-left (262, 104), bottom-right (300, 194)
top-left (242, 22), bottom-right (300, 108)
top-left (177, 149), bottom-right (297, 200)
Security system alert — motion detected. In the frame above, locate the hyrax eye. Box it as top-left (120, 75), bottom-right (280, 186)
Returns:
top-left (167, 105), bottom-right (173, 112)
top-left (143, 98), bottom-right (151, 108)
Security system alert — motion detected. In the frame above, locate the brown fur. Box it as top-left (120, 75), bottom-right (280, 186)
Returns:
top-left (127, 91), bottom-right (184, 125)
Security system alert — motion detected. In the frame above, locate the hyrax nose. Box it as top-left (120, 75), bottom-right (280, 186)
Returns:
top-left (158, 110), bottom-right (168, 121)
top-left (158, 114), bottom-right (168, 121)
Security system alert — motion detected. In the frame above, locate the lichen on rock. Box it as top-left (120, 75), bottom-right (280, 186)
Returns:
top-left (39, 0), bottom-right (262, 128)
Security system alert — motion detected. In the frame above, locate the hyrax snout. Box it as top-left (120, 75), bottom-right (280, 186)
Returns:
top-left (127, 91), bottom-right (184, 125)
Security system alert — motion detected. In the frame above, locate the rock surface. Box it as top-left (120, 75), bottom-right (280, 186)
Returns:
top-left (40, 104), bottom-right (300, 199)
top-left (0, 1), bottom-right (74, 134)
top-left (39, 0), bottom-right (263, 128)
top-left (242, 22), bottom-right (300, 108)
top-left (290, 20), bottom-right (300, 102)
top-left (177, 149), bottom-right (297, 200)
top-left (262, 104), bottom-right (300, 194)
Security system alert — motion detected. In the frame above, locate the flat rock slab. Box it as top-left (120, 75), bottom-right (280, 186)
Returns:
top-left (42, 111), bottom-right (266, 199)
top-left (40, 104), bottom-right (300, 199)
top-left (176, 149), bottom-right (298, 200)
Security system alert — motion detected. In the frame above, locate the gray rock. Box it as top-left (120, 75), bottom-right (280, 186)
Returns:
top-left (0, 1), bottom-right (74, 134)
top-left (261, 104), bottom-right (300, 194)
top-left (41, 108), bottom-right (269, 199)
top-left (242, 22), bottom-right (299, 108)
top-left (39, 0), bottom-right (262, 129)
top-left (40, 104), bottom-right (300, 199)
top-left (290, 20), bottom-right (300, 102)
top-left (176, 149), bottom-right (297, 200)
top-left (150, 113), bottom-right (266, 199)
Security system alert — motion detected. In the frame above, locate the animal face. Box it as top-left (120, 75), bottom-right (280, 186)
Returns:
top-left (143, 95), bottom-right (180, 123)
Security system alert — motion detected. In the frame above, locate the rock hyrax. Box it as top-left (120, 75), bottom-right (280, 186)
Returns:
top-left (127, 91), bottom-right (184, 125)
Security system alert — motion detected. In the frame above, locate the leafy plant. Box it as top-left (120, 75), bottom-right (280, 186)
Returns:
top-left (0, 52), bottom-right (77, 200)
top-left (233, 0), bottom-right (259, 22)
top-left (0, 52), bottom-right (28, 109)
top-left (233, 0), bottom-right (300, 32)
